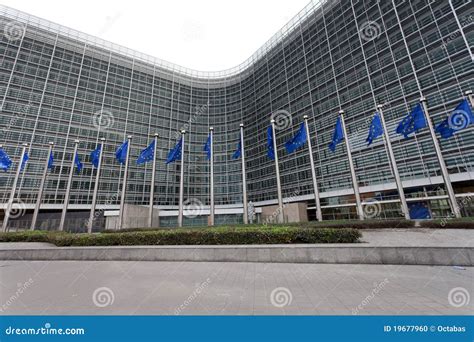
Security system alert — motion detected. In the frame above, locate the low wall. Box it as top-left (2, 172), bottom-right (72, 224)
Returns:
top-left (0, 244), bottom-right (472, 266)
top-left (261, 202), bottom-right (308, 223)
top-left (106, 204), bottom-right (160, 230)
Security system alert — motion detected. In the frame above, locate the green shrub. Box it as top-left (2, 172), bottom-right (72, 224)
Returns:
top-left (103, 220), bottom-right (414, 234)
top-left (0, 227), bottom-right (361, 246)
top-left (0, 230), bottom-right (57, 243)
top-left (419, 220), bottom-right (474, 229)
top-left (298, 219), bottom-right (474, 230)
top-left (298, 219), bottom-right (415, 229)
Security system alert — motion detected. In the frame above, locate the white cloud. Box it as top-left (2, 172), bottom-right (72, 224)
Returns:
top-left (3, 0), bottom-right (310, 71)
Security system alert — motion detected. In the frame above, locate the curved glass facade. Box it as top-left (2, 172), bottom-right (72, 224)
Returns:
top-left (0, 0), bottom-right (473, 225)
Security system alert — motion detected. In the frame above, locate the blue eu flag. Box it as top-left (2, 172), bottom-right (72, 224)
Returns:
top-left (232, 141), bottom-right (242, 160)
top-left (435, 118), bottom-right (454, 139)
top-left (75, 152), bottom-right (83, 173)
top-left (285, 122), bottom-right (307, 154)
top-left (47, 151), bottom-right (54, 170)
top-left (115, 140), bottom-right (129, 165)
top-left (137, 140), bottom-right (155, 165)
top-left (450, 99), bottom-right (474, 129)
top-left (203, 134), bottom-right (211, 160)
top-left (20, 152), bottom-right (29, 172)
top-left (166, 137), bottom-right (182, 164)
top-left (267, 126), bottom-right (275, 160)
top-left (329, 116), bottom-right (344, 152)
top-left (409, 202), bottom-right (431, 220)
top-left (436, 99), bottom-right (473, 139)
top-left (90, 145), bottom-right (101, 168)
top-left (0, 148), bottom-right (12, 172)
top-left (396, 103), bottom-right (427, 138)
top-left (366, 113), bottom-right (384, 146)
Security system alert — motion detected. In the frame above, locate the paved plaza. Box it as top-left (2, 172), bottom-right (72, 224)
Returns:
top-left (0, 260), bottom-right (471, 315)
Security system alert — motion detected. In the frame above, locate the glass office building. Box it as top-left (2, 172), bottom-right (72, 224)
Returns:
top-left (0, 0), bottom-right (473, 229)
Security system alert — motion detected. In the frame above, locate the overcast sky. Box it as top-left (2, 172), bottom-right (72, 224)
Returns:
top-left (3, 0), bottom-right (310, 71)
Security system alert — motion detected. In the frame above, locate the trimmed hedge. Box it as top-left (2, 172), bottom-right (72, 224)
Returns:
top-left (111, 218), bottom-right (473, 232)
top-left (0, 230), bottom-right (54, 243)
top-left (300, 219), bottom-right (474, 230)
top-left (298, 219), bottom-right (415, 230)
top-left (0, 226), bottom-right (361, 246)
top-left (104, 220), bottom-right (415, 234)
top-left (419, 220), bottom-right (474, 229)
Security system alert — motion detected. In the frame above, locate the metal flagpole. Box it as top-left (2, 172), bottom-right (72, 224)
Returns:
top-left (270, 119), bottom-right (284, 223)
top-left (303, 115), bottom-right (322, 221)
top-left (2, 143), bottom-right (28, 232)
top-left (148, 133), bottom-right (158, 228)
top-left (87, 137), bottom-right (105, 233)
top-left (377, 106), bottom-right (410, 220)
top-left (59, 140), bottom-right (79, 231)
top-left (30, 142), bottom-right (54, 230)
top-left (118, 135), bottom-right (132, 230)
top-left (209, 127), bottom-right (215, 226)
top-left (420, 97), bottom-right (461, 218)
top-left (339, 111), bottom-right (364, 220)
top-left (466, 90), bottom-right (473, 108)
top-left (178, 130), bottom-right (186, 228)
top-left (240, 124), bottom-right (248, 224)
top-left (391, 0), bottom-right (460, 218)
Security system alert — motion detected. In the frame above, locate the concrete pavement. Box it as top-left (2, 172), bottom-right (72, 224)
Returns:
top-left (0, 260), bottom-right (472, 315)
